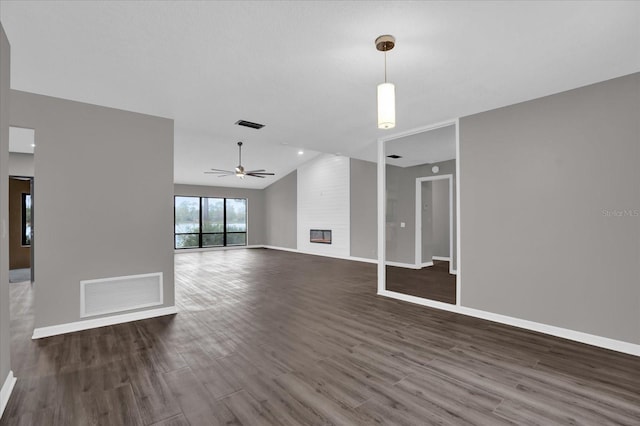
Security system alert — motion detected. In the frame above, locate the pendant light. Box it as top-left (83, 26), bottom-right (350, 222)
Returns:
top-left (376, 34), bottom-right (396, 129)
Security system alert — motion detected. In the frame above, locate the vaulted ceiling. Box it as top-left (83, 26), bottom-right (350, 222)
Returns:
top-left (1, 1), bottom-right (638, 188)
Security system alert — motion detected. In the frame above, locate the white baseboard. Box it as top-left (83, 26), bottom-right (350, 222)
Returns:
top-left (1, 371), bottom-right (16, 419)
top-left (451, 269), bottom-right (458, 275)
top-left (378, 290), bottom-right (640, 357)
top-left (262, 245), bottom-right (299, 253)
top-left (420, 261), bottom-right (434, 268)
top-left (263, 245), bottom-right (378, 264)
top-left (386, 261), bottom-right (421, 269)
top-left (32, 306), bottom-right (178, 339)
top-left (175, 245), bottom-right (262, 254)
top-left (432, 256), bottom-right (451, 261)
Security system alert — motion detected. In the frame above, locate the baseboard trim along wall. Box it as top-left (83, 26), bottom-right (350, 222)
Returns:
top-left (378, 289), bottom-right (640, 357)
top-left (1, 371), bottom-right (16, 419)
top-left (420, 261), bottom-right (435, 268)
top-left (175, 245), bottom-right (263, 254)
top-left (262, 245), bottom-right (377, 264)
top-left (212, 246), bottom-right (638, 356)
top-left (386, 261), bottom-right (421, 269)
top-left (432, 256), bottom-right (451, 261)
top-left (32, 306), bottom-right (178, 339)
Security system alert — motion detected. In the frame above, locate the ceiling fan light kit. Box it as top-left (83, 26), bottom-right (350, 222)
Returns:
top-left (376, 34), bottom-right (396, 130)
top-left (204, 141), bottom-right (275, 179)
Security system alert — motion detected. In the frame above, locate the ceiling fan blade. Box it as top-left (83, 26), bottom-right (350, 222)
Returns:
top-left (205, 171), bottom-right (233, 175)
top-left (245, 169), bottom-right (266, 174)
top-left (246, 174), bottom-right (266, 178)
top-left (210, 168), bottom-right (234, 173)
top-left (248, 172), bottom-right (275, 176)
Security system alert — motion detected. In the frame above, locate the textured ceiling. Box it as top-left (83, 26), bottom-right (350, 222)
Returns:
top-left (1, 1), bottom-right (638, 188)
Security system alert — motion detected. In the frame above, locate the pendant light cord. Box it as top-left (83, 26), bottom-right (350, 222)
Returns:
top-left (384, 51), bottom-right (387, 83)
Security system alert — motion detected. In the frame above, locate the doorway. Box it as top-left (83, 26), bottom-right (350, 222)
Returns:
top-left (8, 126), bottom-right (35, 284)
top-left (8, 176), bottom-right (32, 283)
top-left (415, 175), bottom-right (454, 273)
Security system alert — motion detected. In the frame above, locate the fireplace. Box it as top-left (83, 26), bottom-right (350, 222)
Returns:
top-left (310, 229), bottom-right (332, 244)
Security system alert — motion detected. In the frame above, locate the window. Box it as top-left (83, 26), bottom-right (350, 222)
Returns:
top-left (22, 193), bottom-right (32, 246)
top-left (174, 196), bottom-right (247, 249)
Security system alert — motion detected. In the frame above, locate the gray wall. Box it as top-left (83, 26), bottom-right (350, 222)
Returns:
top-left (0, 22), bottom-right (12, 390)
top-left (460, 72), bottom-right (640, 344)
top-left (10, 90), bottom-right (175, 329)
top-left (350, 158), bottom-right (377, 259)
top-left (386, 159), bottom-right (457, 270)
top-left (264, 170), bottom-right (297, 249)
top-left (8, 152), bottom-right (33, 177)
top-left (432, 179), bottom-right (450, 258)
top-left (174, 184), bottom-right (266, 246)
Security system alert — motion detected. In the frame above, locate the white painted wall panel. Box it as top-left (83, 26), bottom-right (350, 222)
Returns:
top-left (297, 155), bottom-right (350, 257)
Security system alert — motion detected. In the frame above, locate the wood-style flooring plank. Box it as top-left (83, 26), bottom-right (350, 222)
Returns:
top-left (2, 248), bottom-right (640, 425)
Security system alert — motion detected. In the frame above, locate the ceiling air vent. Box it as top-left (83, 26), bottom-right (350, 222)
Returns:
top-left (235, 120), bottom-right (265, 129)
top-left (387, 154), bottom-right (402, 159)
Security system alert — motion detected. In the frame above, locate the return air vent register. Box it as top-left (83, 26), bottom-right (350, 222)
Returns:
top-left (81, 272), bottom-right (163, 318)
top-left (235, 120), bottom-right (265, 129)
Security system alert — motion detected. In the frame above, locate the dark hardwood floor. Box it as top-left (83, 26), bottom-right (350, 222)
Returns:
top-left (386, 260), bottom-right (456, 304)
top-left (2, 248), bottom-right (640, 425)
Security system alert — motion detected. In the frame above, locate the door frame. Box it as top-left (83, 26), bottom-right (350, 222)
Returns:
top-left (415, 174), bottom-right (453, 273)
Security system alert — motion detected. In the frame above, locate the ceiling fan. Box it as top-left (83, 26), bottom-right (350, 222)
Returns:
top-left (205, 141), bottom-right (275, 179)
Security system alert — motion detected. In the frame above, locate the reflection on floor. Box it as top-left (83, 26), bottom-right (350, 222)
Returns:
top-left (386, 260), bottom-right (456, 304)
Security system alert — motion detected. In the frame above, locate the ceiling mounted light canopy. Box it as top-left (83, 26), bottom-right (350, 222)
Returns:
top-left (376, 34), bottom-right (396, 130)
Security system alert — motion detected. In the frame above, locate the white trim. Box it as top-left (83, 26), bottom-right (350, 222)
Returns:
top-left (377, 135), bottom-right (386, 294)
top-left (263, 245), bottom-right (378, 264)
top-left (420, 261), bottom-right (434, 268)
top-left (80, 272), bottom-right (163, 318)
top-left (386, 261), bottom-right (421, 269)
top-left (432, 256), bottom-right (450, 261)
top-left (378, 290), bottom-right (640, 357)
top-left (1, 371), bottom-right (16, 419)
top-left (377, 120), bottom-right (459, 144)
top-left (262, 245), bottom-right (299, 253)
top-left (32, 306), bottom-right (178, 339)
top-left (377, 119), bottom-right (459, 299)
top-left (455, 117), bottom-right (461, 306)
top-left (175, 244), bottom-right (262, 254)
top-left (415, 174), bottom-right (454, 272)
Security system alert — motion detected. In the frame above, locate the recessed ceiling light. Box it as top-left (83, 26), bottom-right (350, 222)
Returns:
top-left (298, 150), bottom-right (304, 155)
top-left (31, 143), bottom-right (36, 147)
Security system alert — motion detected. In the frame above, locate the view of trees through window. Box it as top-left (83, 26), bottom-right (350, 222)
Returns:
top-left (174, 196), bottom-right (247, 249)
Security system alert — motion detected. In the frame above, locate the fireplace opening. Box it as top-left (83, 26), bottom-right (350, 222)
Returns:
top-left (310, 229), bottom-right (332, 244)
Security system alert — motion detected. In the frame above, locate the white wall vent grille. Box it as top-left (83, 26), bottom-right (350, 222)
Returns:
top-left (80, 272), bottom-right (163, 318)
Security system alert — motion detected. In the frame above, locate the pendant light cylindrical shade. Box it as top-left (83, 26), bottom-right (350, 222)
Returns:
top-left (375, 34), bottom-right (396, 130)
top-left (377, 82), bottom-right (395, 129)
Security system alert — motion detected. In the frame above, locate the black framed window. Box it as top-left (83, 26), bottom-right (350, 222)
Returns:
top-left (21, 193), bottom-right (32, 246)
top-left (174, 196), bottom-right (247, 249)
